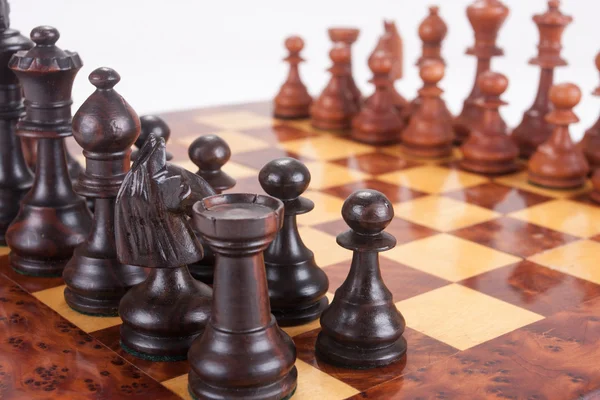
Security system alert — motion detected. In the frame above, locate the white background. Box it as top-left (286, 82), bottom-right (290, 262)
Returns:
top-left (11, 0), bottom-right (600, 140)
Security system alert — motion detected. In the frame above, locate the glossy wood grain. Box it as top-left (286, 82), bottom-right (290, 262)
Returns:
top-left (0, 274), bottom-right (179, 399)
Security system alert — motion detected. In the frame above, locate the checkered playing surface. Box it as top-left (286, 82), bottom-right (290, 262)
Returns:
top-left (2, 101), bottom-right (600, 399)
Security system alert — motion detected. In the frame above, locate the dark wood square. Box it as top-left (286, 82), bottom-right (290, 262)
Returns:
top-left (460, 260), bottom-right (600, 317)
top-left (325, 257), bottom-right (450, 301)
top-left (451, 217), bottom-right (578, 258)
top-left (443, 182), bottom-right (552, 214)
top-left (294, 327), bottom-right (458, 392)
top-left (228, 176), bottom-right (264, 194)
top-left (329, 152), bottom-right (421, 175)
top-left (351, 296), bottom-right (600, 399)
top-left (313, 216), bottom-right (437, 246)
top-left (230, 147), bottom-right (311, 170)
top-left (240, 124), bottom-right (318, 143)
top-left (90, 325), bottom-right (190, 383)
top-left (0, 256), bottom-right (64, 293)
top-left (321, 179), bottom-right (427, 204)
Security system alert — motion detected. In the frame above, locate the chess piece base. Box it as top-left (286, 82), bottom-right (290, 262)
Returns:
top-left (401, 143), bottom-right (452, 159)
top-left (460, 158), bottom-right (519, 175)
top-left (119, 324), bottom-right (199, 361)
top-left (528, 172), bottom-right (586, 190)
top-left (311, 117), bottom-right (351, 131)
top-left (188, 367), bottom-right (298, 400)
top-left (63, 253), bottom-right (146, 316)
top-left (10, 252), bottom-right (67, 277)
top-left (274, 105), bottom-right (310, 120)
top-left (315, 330), bottom-right (407, 369)
top-left (590, 190), bottom-right (600, 204)
top-left (272, 296), bottom-right (328, 327)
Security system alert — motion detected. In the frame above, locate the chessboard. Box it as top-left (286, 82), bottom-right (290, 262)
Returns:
top-left (2, 100), bottom-right (600, 400)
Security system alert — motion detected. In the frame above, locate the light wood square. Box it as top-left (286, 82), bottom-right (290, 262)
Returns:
top-left (495, 171), bottom-right (592, 199)
top-left (393, 195), bottom-right (501, 232)
top-left (297, 191), bottom-right (345, 226)
top-left (33, 285), bottom-right (122, 333)
top-left (385, 233), bottom-right (520, 282)
top-left (297, 226), bottom-right (352, 268)
top-left (303, 161), bottom-right (369, 190)
top-left (172, 160), bottom-right (258, 181)
top-left (529, 240), bottom-right (600, 285)
top-left (397, 284), bottom-right (544, 350)
top-left (294, 359), bottom-right (360, 399)
top-left (279, 136), bottom-right (375, 161)
top-left (508, 199), bottom-right (600, 238)
top-left (282, 292), bottom-right (334, 338)
top-left (175, 131), bottom-right (270, 154)
top-left (194, 111), bottom-right (274, 130)
top-left (162, 374), bottom-right (191, 399)
top-left (161, 358), bottom-right (358, 400)
top-left (0, 246), bottom-right (9, 256)
top-left (378, 165), bottom-right (488, 194)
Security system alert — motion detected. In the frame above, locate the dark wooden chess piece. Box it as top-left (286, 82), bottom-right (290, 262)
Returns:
top-left (579, 51), bottom-right (600, 170)
top-left (315, 189), bottom-right (406, 369)
top-left (402, 6), bottom-right (452, 123)
top-left (130, 115), bottom-right (173, 161)
top-left (259, 157), bottom-right (329, 326)
top-left (401, 60), bottom-right (454, 158)
top-left (328, 27), bottom-right (362, 110)
top-left (116, 135), bottom-right (214, 360)
top-left (274, 36), bottom-right (312, 119)
top-left (189, 193), bottom-right (297, 400)
top-left (187, 134), bottom-right (235, 283)
top-left (512, 0), bottom-right (571, 159)
top-left (311, 42), bottom-right (357, 131)
top-left (351, 45), bottom-right (404, 145)
top-left (62, 68), bottom-right (147, 316)
top-left (5, 26), bottom-right (92, 276)
top-left (0, 1), bottom-right (33, 246)
top-left (453, 0), bottom-right (509, 144)
top-left (528, 83), bottom-right (589, 188)
top-left (460, 71), bottom-right (519, 174)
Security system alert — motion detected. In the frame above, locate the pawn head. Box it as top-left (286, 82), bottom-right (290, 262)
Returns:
top-left (89, 67), bottom-right (120, 90)
top-left (136, 115), bottom-right (170, 149)
top-left (188, 134), bottom-right (231, 171)
top-left (285, 36), bottom-right (304, 53)
top-left (368, 49), bottom-right (393, 75)
top-left (342, 190), bottom-right (394, 235)
top-left (478, 70), bottom-right (508, 96)
top-left (549, 83), bottom-right (581, 109)
top-left (31, 25), bottom-right (59, 46)
top-left (259, 157), bottom-right (310, 201)
top-left (419, 59), bottom-right (445, 84)
top-left (330, 43), bottom-right (351, 64)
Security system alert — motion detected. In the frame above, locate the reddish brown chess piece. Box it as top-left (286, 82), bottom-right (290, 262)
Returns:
top-left (382, 21), bottom-right (408, 113)
top-left (453, 0), bottom-right (509, 144)
top-left (512, 0), bottom-right (572, 159)
top-left (351, 47), bottom-right (403, 145)
top-left (579, 51), bottom-right (600, 170)
top-left (5, 26), bottom-right (92, 276)
top-left (401, 60), bottom-right (453, 158)
top-left (460, 71), bottom-right (518, 174)
top-left (528, 83), bottom-right (589, 189)
top-left (311, 43), bottom-right (357, 131)
top-left (591, 170), bottom-right (600, 203)
top-left (403, 6), bottom-right (451, 123)
top-left (273, 36), bottom-right (312, 119)
top-left (328, 28), bottom-right (362, 110)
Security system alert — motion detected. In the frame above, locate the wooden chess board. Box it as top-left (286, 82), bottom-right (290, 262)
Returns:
top-left (2, 100), bottom-right (600, 400)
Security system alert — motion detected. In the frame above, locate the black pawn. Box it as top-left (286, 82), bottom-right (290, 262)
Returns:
top-left (187, 135), bottom-right (236, 283)
top-left (130, 115), bottom-right (173, 161)
top-left (259, 158), bottom-right (329, 326)
top-left (315, 189), bottom-right (406, 368)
